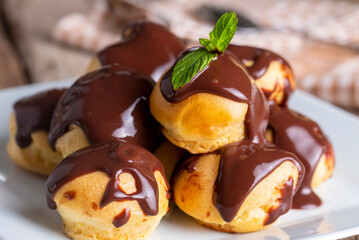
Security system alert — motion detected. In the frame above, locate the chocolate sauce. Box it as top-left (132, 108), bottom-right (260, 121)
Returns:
top-left (214, 140), bottom-right (303, 222)
top-left (160, 48), bottom-right (269, 144)
top-left (14, 88), bottom-right (66, 148)
top-left (268, 105), bottom-right (332, 209)
top-left (227, 45), bottom-right (294, 105)
top-left (48, 64), bottom-right (160, 151)
top-left (264, 177), bottom-right (294, 226)
top-left (98, 21), bottom-right (184, 82)
top-left (113, 208), bottom-right (131, 228)
top-left (46, 141), bottom-right (168, 218)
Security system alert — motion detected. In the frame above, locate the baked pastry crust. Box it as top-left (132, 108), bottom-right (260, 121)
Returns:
top-left (172, 153), bottom-right (301, 233)
top-left (7, 113), bottom-right (62, 175)
top-left (150, 82), bottom-right (248, 154)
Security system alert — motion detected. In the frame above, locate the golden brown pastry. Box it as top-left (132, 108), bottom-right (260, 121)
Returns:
top-left (172, 140), bottom-right (304, 233)
top-left (7, 89), bottom-right (65, 175)
top-left (46, 142), bottom-right (169, 240)
top-left (153, 140), bottom-right (188, 182)
top-left (150, 49), bottom-right (269, 154)
top-left (87, 21), bottom-right (184, 82)
top-left (48, 64), bottom-right (161, 158)
top-left (227, 45), bottom-right (296, 105)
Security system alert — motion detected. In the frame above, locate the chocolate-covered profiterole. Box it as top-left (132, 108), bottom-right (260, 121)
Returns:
top-left (269, 105), bottom-right (333, 209)
top-left (98, 21), bottom-right (184, 82)
top-left (49, 64), bottom-right (159, 151)
top-left (227, 45), bottom-right (295, 105)
top-left (46, 141), bottom-right (168, 222)
top-left (160, 48), bottom-right (269, 144)
top-left (14, 88), bottom-right (66, 148)
top-left (172, 139), bottom-right (303, 224)
top-left (215, 140), bottom-right (303, 223)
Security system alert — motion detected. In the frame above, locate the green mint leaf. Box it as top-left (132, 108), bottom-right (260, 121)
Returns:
top-left (214, 12), bottom-right (238, 52)
top-left (200, 11), bottom-right (238, 53)
top-left (171, 12), bottom-right (237, 90)
top-left (171, 48), bottom-right (215, 90)
top-left (199, 38), bottom-right (216, 52)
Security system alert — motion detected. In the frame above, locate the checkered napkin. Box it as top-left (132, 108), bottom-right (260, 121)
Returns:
top-left (51, 0), bottom-right (359, 108)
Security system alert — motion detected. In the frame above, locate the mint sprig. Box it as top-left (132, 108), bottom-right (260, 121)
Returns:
top-left (171, 12), bottom-right (238, 90)
top-left (172, 48), bottom-right (215, 90)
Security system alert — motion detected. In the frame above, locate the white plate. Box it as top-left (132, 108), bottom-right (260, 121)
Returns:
top-left (0, 79), bottom-right (359, 240)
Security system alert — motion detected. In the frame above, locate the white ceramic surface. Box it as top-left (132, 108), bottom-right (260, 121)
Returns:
top-left (0, 79), bottom-right (359, 240)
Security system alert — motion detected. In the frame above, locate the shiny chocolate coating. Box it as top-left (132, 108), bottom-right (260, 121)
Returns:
top-left (171, 140), bottom-right (303, 223)
top-left (160, 48), bottom-right (269, 144)
top-left (214, 140), bottom-right (303, 222)
top-left (269, 105), bottom-right (333, 209)
top-left (264, 177), bottom-right (294, 225)
top-left (98, 21), bottom-right (185, 82)
top-left (46, 141), bottom-right (168, 219)
top-left (227, 45), bottom-right (294, 105)
top-left (113, 208), bottom-right (131, 228)
top-left (48, 64), bottom-right (160, 151)
top-left (14, 88), bottom-right (66, 148)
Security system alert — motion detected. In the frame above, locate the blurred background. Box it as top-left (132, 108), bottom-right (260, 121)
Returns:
top-left (1, 0), bottom-right (359, 119)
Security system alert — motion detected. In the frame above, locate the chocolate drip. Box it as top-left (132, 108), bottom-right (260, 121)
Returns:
top-left (214, 140), bottom-right (303, 222)
top-left (160, 48), bottom-right (269, 143)
top-left (14, 88), bottom-right (66, 148)
top-left (264, 177), bottom-right (294, 226)
top-left (268, 105), bottom-right (332, 209)
top-left (46, 141), bottom-right (168, 217)
top-left (113, 208), bottom-right (131, 228)
top-left (227, 45), bottom-right (294, 105)
top-left (98, 21), bottom-right (184, 82)
top-left (48, 64), bottom-right (160, 151)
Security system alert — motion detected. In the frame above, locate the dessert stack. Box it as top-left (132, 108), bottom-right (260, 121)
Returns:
top-left (7, 12), bottom-right (334, 240)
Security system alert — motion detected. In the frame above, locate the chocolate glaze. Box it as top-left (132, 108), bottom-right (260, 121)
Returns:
top-left (264, 177), bottom-right (294, 226)
top-left (13, 89), bottom-right (66, 148)
top-left (46, 141), bottom-right (168, 218)
top-left (48, 64), bottom-right (160, 151)
top-left (98, 21), bottom-right (184, 82)
top-left (214, 140), bottom-right (303, 222)
top-left (113, 208), bottom-right (131, 228)
top-left (160, 48), bottom-right (269, 144)
top-left (227, 45), bottom-right (294, 105)
top-left (268, 105), bottom-right (332, 209)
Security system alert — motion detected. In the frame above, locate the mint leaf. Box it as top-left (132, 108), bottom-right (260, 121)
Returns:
top-left (199, 38), bottom-right (216, 52)
top-left (201, 11), bottom-right (238, 52)
top-left (171, 12), bottom-right (237, 90)
top-left (171, 48), bottom-right (215, 90)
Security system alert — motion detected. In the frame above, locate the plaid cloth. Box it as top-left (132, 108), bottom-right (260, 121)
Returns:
top-left (51, 0), bottom-right (359, 108)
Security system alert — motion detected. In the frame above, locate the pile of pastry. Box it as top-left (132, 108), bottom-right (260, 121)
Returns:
top-left (7, 13), bottom-right (334, 240)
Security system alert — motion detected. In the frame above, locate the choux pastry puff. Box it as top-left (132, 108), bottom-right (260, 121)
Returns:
top-left (48, 64), bottom-right (161, 158)
top-left (227, 45), bottom-right (296, 106)
top-left (7, 89), bottom-right (65, 175)
top-left (150, 48), bottom-right (269, 154)
top-left (87, 20), bottom-right (184, 82)
top-left (46, 141), bottom-right (169, 240)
